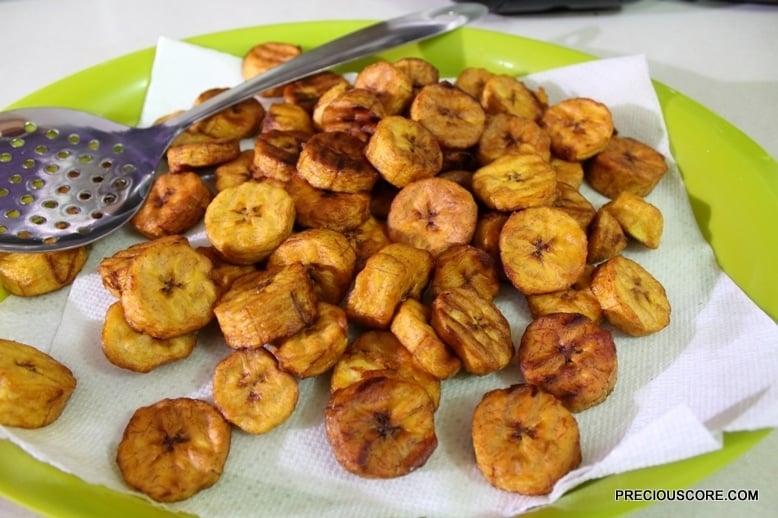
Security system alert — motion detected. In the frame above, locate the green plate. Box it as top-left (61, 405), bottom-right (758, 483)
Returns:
top-left (1, 21), bottom-right (776, 518)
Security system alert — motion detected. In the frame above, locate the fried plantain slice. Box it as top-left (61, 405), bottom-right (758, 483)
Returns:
top-left (261, 102), bottom-right (314, 135)
top-left (283, 71), bottom-right (350, 113)
top-left (267, 301), bottom-right (349, 378)
top-left (317, 87), bottom-right (386, 138)
top-left (499, 206), bottom-right (588, 295)
top-left (480, 74), bottom-right (545, 121)
top-left (214, 149), bottom-right (255, 192)
top-left (552, 182), bottom-right (596, 231)
top-left (212, 348), bottom-right (299, 434)
top-left (345, 243), bottom-right (433, 329)
top-left (354, 60), bottom-right (415, 116)
top-left (297, 130), bottom-right (380, 193)
top-left (540, 97), bottom-right (614, 161)
top-left (477, 113), bottom-right (551, 165)
top-left (325, 375), bottom-right (437, 479)
top-left (340, 215), bottom-right (392, 271)
top-left (365, 115), bottom-right (443, 188)
top-left (0, 338), bottom-right (76, 428)
top-left (267, 228), bottom-right (356, 305)
top-left (590, 255), bottom-right (671, 336)
top-left (586, 206), bottom-right (628, 264)
top-left (98, 235), bottom-right (188, 298)
top-left (214, 263), bottom-right (318, 349)
top-left (285, 172), bottom-right (371, 232)
top-left (472, 152), bottom-right (558, 212)
top-left (116, 397), bottom-right (231, 502)
top-left (0, 247), bottom-right (88, 297)
top-left (241, 41), bottom-right (302, 97)
top-left (519, 313), bottom-right (617, 412)
top-left (472, 210), bottom-right (509, 275)
top-left (166, 137), bottom-right (241, 173)
top-left (131, 171), bottom-right (213, 239)
top-left (430, 287), bottom-right (514, 376)
top-left (526, 288), bottom-right (603, 325)
top-left (430, 244), bottom-right (500, 301)
top-left (204, 180), bottom-right (295, 264)
top-left (410, 81), bottom-right (486, 149)
top-left (390, 299), bottom-right (461, 380)
top-left (101, 301), bottom-right (198, 373)
top-left (121, 236), bottom-right (217, 339)
top-left (190, 87), bottom-right (265, 140)
top-left (550, 157), bottom-right (584, 189)
top-left (602, 191), bottom-right (664, 249)
top-left (195, 246), bottom-right (256, 297)
top-left (393, 57), bottom-right (440, 94)
top-left (252, 130), bottom-right (309, 184)
top-left (386, 176), bottom-right (478, 257)
top-left (472, 384), bottom-right (581, 495)
top-left (330, 330), bottom-right (441, 409)
top-left (454, 66), bottom-right (495, 100)
top-left (586, 135), bottom-right (668, 198)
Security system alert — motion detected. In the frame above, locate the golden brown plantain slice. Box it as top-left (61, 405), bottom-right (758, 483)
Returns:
top-left (214, 149), bottom-right (255, 192)
top-left (390, 299), bottom-right (461, 380)
top-left (586, 207), bottom-right (628, 264)
top-left (365, 115), bottom-right (443, 188)
top-left (430, 287), bottom-right (514, 376)
top-left (253, 129), bottom-right (309, 183)
top-left (116, 397), bottom-right (231, 502)
top-left (330, 330), bottom-right (441, 409)
top-left (354, 60), bottom-right (415, 116)
top-left (130, 171), bottom-right (212, 239)
top-left (204, 180), bottom-right (295, 264)
top-left (393, 57), bottom-right (439, 94)
top-left (472, 152), bottom-right (558, 212)
top-left (166, 137), bottom-right (241, 173)
top-left (261, 102), bottom-right (314, 135)
top-left (602, 191), bottom-right (664, 249)
top-left (283, 71), bottom-right (350, 113)
top-left (267, 301), bottom-right (349, 378)
top-left (472, 210), bottom-right (509, 275)
top-left (120, 236), bottom-right (217, 339)
top-left (590, 254), bottom-right (671, 336)
top-left (212, 348), bottom-right (299, 434)
top-left (214, 263), bottom-right (319, 349)
top-left (325, 375), bottom-right (437, 479)
top-left (0, 247), bottom-right (88, 297)
top-left (430, 244), bottom-right (500, 301)
top-left (285, 172), bottom-right (371, 232)
top-left (552, 182), bottom-right (596, 231)
top-left (386, 176), bottom-right (478, 257)
top-left (297, 130), bottom-right (380, 193)
top-left (101, 301), bottom-right (197, 373)
top-left (98, 235), bottom-right (188, 298)
top-left (454, 66), bottom-right (494, 100)
top-left (540, 97), bottom-right (614, 161)
top-left (241, 41), bottom-right (302, 97)
top-left (499, 206), bottom-right (588, 295)
top-left (190, 87), bottom-right (265, 140)
top-left (480, 74), bottom-right (545, 121)
top-left (409, 81), bottom-right (486, 149)
top-left (472, 384), bottom-right (581, 495)
top-left (586, 135), bottom-right (668, 198)
top-left (195, 246), bottom-right (256, 297)
top-left (340, 215), bottom-right (392, 271)
top-left (477, 113), bottom-right (551, 165)
top-left (267, 227), bottom-right (356, 305)
top-left (526, 288), bottom-right (603, 325)
top-left (550, 157), bottom-right (584, 189)
top-left (345, 243), bottom-right (433, 329)
top-left (0, 338), bottom-right (76, 428)
top-left (519, 313), bottom-right (617, 412)
top-left (317, 87), bottom-right (386, 138)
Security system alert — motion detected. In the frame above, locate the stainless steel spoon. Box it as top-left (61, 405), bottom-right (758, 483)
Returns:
top-left (0, 3), bottom-right (487, 252)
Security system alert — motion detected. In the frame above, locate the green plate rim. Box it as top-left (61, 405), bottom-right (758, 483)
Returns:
top-left (1, 21), bottom-right (776, 518)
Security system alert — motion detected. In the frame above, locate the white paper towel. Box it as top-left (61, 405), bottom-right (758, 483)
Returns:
top-left (1, 37), bottom-right (777, 518)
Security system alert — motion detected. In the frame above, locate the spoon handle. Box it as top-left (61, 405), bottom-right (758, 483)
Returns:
top-left (160, 3), bottom-right (487, 131)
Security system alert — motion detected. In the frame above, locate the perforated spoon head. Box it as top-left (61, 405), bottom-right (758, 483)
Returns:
top-left (0, 109), bottom-right (172, 251)
top-left (0, 3), bottom-right (488, 252)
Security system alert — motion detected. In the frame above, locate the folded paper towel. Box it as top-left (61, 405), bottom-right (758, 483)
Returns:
top-left (1, 36), bottom-right (776, 518)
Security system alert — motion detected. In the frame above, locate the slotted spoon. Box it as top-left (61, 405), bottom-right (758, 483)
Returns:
top-left (0, 3), bottom-right (486, 252)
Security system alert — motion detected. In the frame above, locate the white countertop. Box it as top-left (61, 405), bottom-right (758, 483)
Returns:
top-left (1, 0), bottom-right (776, 516)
